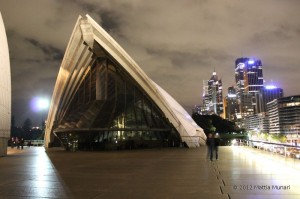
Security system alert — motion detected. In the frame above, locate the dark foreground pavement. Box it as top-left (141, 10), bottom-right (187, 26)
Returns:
top-left (1, 146), bottom-right (300, 199)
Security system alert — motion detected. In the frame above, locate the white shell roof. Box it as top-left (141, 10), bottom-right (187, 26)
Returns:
top-left (44, 15), bottom-right (206, 148)
top-left (0, 12), bottom-right (11, 141)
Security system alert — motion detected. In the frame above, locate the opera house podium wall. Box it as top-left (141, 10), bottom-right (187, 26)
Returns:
top-left (44, 15), bottom-right (206, 151)
top-left (0, 12), bottom-right (11, 157)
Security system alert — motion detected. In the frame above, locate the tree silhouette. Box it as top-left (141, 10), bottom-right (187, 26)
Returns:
top-left (192, 113), bottom-right (238, 134)
top-left (22, 118), bottom-right (32, 139)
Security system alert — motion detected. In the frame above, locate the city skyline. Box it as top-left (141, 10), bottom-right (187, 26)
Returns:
top-left (0, 0), bottom-right (299, 125)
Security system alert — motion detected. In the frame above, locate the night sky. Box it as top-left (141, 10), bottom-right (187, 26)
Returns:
top-left (0, 0), bottom-right (299, 126)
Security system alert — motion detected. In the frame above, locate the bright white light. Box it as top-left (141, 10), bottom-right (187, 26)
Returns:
top-left (237, 63), bottom-right (245, 70)
top-left (231, 139), bottom-right (237, 146)
top-left (265, 85), bottom-right (277, 89)
top-left (37, 98), bottom-right (49, 110)
top-left (248, 60), bottom-right (255, 64)
top-left (228, 94), bottom-right (237, 98)
top-left (30, 97), bottom-right (50, 112)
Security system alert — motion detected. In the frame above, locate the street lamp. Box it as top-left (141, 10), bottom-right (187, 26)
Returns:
top-left (37, 98), bottom-right (49, 112)
top-left (30, 97), bottom-right (50, 112)
top-left (30, 97), bottom-right (50, 128)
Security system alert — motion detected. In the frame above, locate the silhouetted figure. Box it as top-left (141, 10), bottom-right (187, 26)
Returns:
top-left (28, 141), bottom-right (31, 147)
top-left (16, 137), bottom-right (20, 149)
top-left (206, 133), bottom-right (215, 161)
top-left (11, 137), bottom-right (15, 148)
top-left (214, 134), bottom-right (220, 160)
top-left (20, 138), bottom-right (24, 149)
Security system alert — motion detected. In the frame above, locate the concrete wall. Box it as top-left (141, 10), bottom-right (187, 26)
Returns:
top-left (0, 138), bottom-right (8, 157)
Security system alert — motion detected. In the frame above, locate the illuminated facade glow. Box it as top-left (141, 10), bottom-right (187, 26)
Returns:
top-left (224, 87), bottom-right (239, 121)
top-left (0, 12), bottom-right (11, 157)
top-left (245, 112), bottom-right (269, 133)
top-left (44, 15), bottom-right (206, 150)
top-left (265, 85), bottom-right (277, 89)
top-left (248, 60), bottom-right (255, 64)
top-left (255, 86), bottom-right (283, 113)
top-left (267, 95), bottom-right (300, 135)
top-left (228, 94), bottom-right (237, 98)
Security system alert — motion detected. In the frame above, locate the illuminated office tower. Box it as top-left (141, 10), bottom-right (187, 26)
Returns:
top-left (202, 80), bottom-right (210, 114)
top-left (235, 57), bottom-right (263, 117)
top-left (203, 71), bottom-right (223, 116)
top-left (235, 57), bottom-right (263, 95)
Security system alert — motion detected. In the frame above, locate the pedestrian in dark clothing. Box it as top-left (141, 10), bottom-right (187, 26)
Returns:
top-left (214, 134), bottom-right (220, 160)
top-left (11, 137), bottom-right (15, 148)
top-left (206, 133), bottom-right (215, 161)
top-left (16, 137), bottom-right (20, 149)
top-left (20, 138), bottom-right (24, 149)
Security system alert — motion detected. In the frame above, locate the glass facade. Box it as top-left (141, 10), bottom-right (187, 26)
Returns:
top-left (203, 72), bottom-right (223, 116)
top-left (53, 58), bottom-right (181, 151)
top-left (234, 57), bottom-right (264, 121)
top-left (235, 57), bottom-right (263, 95)
top-left (267, 96), bottom-right (300, 135)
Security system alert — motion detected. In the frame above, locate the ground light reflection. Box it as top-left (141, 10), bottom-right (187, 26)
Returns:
top-left (232, 146), bottom-right (300, 195)
top-left (6, 147), bottom-right (71, 198)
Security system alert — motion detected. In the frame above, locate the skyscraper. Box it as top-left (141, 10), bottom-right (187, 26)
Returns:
top-left (203, 71), bottom-right (223, 116)
top-left (234, 57), bottom-right (263, 118)
top-left (235, 58), bottom-right (263, 96)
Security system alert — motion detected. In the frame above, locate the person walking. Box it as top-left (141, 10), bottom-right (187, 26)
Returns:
top-left (214, 133), bottom-right (220, 160)
top-left (206, 133), bottom-right (215, 161)
top-left (20, 138), bottom-right (24, 149)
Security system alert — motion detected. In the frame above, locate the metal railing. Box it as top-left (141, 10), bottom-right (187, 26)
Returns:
top-left (24, 140), bottom-right (44, 147)
top-left (244, 140), bottom-right (300, 159)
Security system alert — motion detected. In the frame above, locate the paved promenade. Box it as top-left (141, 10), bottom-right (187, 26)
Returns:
top-left (0, 146), bottom-right (300, 199)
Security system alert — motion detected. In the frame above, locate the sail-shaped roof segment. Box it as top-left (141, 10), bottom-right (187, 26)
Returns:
top-left (44, 15), bottom-right (206, 148)
top-left (0, 12), bottom-right (11, 156)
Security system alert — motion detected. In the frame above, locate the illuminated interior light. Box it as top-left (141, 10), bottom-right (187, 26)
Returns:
top-left (248, 60), bottom-right (255, 64)
top-left (265, 85), bottom-right (277, 89)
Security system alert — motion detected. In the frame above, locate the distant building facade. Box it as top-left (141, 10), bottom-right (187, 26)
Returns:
top-left (0, 12), bottom-right (11, 157)
top-left (255, 85), bottom-right (284, 113)
top-left (224, 87), bottom-right (239, 121)
top-left (44, 15), bottom-right (206, 151)
top-left (267, 96), bottom-right (300, 143)
top-left (245, 112), bottom-right (269, 133)
top-left (192, 105), bottom-right (206, 115)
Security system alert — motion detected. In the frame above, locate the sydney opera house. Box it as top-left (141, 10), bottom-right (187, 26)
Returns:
top-left (44, 15), bottom-right (206, 151)
top-left (0, 12), bottom-right (11, 157)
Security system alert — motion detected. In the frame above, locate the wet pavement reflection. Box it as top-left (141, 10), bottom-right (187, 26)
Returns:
top-left (1, 146), bottom-right (300, 199)
top-left (1, 147), bottom-right (71, 198)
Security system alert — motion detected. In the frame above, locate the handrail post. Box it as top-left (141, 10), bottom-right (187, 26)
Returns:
top-left (284, 146), bottom-right (287, 157)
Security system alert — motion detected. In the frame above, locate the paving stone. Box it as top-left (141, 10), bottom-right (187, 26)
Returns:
top-left (0, 146), bottom-right (299, 198)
